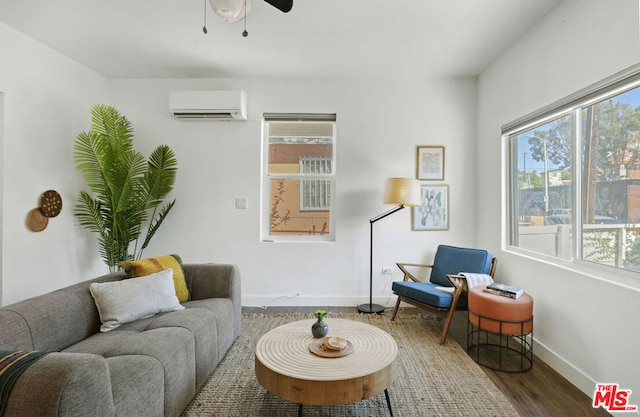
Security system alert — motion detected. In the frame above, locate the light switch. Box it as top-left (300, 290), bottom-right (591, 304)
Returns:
top-left (235, 198), bottom-right (248, 209)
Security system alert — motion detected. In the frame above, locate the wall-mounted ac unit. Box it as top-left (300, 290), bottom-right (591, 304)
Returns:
top-left (169, 90), bottom-right (247, 121)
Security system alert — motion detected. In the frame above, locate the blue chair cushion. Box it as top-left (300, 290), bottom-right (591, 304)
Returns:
top-left (430, 245), bottom-right (493, 287)
top-left (391, 281), bottom-right (467, 309)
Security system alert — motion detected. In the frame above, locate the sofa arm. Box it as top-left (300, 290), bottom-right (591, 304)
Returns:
top-left (182, 263), bottom-right (242, 332)
top-left (4, 352), bottom-right (115, 417)
top-left (183, 264), bottom-right (240, 301)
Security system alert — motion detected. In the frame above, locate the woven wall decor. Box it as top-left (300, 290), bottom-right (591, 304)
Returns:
top-left (40, 190), bottom-right (62, 217)
top-left (27, 208), bottom-right (49, 232)
top-left (27, 189), bottom-right (63, 232)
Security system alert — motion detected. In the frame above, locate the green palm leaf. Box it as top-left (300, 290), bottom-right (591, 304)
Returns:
top-left (138, 199), bottom-right (176, 258)
top-left (145, 145), bottom-right (178, 205)
top-left (74, 104), bottom-right (178, 271)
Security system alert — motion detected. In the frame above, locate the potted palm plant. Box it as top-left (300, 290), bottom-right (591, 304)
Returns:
top-left (74, 104), bottom-right (178, 271)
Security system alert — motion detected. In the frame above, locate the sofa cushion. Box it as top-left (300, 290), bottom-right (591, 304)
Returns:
top-left (119, 254), bottom-right (189, 302)
top-left (4, 352), bottom-right (116, 417)
top-left (184, 298), bottom-right (236, 356)
top-left (140, 308), bottom-right (219, 389)
top-left (0, 292), bottom-right (90, 351)
top-left (106, 355), bottom-right (164, 417)
top-left (59, 272), bottom-right (127, 337)
top-left (89, 269), bottom-right (184, 332)
top-left (64, 326), bottom-right (196, 417)
top-left (0, 311), bottom-right (34, 351)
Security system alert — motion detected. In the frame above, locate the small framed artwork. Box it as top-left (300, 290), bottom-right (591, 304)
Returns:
top-left (412, 184), bottom-right (449, 231)
top-left (416, 146), bottom-right (445, 180)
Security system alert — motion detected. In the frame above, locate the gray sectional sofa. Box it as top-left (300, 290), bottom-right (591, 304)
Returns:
top-left (0, 263), bottom-right (241, 417)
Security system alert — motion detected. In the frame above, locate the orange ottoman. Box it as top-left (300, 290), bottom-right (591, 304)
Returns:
top-left (467, 285), bottom-right (533, 372)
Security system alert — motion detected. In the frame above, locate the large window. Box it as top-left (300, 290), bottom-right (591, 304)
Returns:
top-left (506, 65), bottom-right (640, 274)
top-left (262, 113), bottom-right (336, 241)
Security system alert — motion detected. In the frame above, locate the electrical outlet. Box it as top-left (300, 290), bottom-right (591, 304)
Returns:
top-left (381, 267), bottom-right (394, 275)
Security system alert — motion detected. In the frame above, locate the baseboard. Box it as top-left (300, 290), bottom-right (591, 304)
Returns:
top-left (534, 340), bottom-right (640, 416)
top-left (242, 295), bottom-right (398, 309)
top-left (533, 338), bottom-right (597, 397)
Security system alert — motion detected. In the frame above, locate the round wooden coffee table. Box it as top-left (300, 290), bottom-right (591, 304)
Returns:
top-left (255, 318), bottom-right (397, 416)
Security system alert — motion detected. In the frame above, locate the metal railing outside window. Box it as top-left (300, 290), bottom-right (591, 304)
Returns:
top-left (300, 157), bottom-right (331, 211)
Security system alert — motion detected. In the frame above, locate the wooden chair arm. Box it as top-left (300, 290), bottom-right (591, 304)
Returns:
top-left (396, 263), bottom-right (434, 282)
top-left (446, 274), bottom-right (467, 292)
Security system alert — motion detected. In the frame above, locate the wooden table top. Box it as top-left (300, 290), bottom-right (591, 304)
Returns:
top-left (255, 318), bottom-right (398, 406)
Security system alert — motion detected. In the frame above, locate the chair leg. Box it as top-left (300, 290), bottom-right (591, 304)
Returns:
top-left (440, 289), bottom-right (462, 345)
top-left (440, 307), bottom-right (456, 345)
top-left (391, 296), bottom-right (402, 321)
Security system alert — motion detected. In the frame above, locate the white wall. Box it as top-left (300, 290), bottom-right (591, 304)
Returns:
top-left (0, 21), bottom-right (108, 305)
top-left (477, 0), bottom-right (640, 403)
top-left (106, 76), bottom-right (481, 308)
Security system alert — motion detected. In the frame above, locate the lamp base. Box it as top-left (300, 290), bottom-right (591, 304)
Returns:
top-left (357, 303), bottom-right (385, 314)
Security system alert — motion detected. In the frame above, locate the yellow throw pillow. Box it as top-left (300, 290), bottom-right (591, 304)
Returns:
top-left (118, 254), bottom-right (189, 302)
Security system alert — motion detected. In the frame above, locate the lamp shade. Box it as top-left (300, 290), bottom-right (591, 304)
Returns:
top-left (383, 178), bottom-right (421, 207)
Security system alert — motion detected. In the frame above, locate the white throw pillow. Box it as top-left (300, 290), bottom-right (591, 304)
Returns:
top-left (89, 268), bottom-right (185, 332)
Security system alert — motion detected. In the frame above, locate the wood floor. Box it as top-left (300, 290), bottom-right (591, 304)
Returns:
top-left (444, 309), bottom-right (609, 417)
top-left (244, 306), bottom-right (610, 417)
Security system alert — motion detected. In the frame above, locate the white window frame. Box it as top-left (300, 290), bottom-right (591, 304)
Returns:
top-left (504, 63), bottom-right (640, 283)
top-left (261, 113), bottom-right (336, 243)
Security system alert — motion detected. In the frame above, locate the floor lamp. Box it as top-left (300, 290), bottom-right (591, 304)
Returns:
top-left (358, 177), bottom-right (422, 314)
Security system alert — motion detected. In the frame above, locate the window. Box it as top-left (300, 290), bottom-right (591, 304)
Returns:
top-left (262, 113), bottom-right (336, 241)
top-left (506, 64), bottom-right (640, 274)
top-left (509, 115), bottom-right (573, 259)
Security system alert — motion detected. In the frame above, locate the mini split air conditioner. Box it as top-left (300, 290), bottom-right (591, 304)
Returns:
top-left (169, 90), bottom-right (247, 121)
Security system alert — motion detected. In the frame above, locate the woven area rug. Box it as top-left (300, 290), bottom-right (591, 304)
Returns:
top-left (180, 312), bottom-right (519, 417)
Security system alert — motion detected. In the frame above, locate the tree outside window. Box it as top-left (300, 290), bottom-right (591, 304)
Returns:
top-left (508, 77), bottom-right (640, 273)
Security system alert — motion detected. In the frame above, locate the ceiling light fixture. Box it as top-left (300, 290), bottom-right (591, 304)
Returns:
top-left (204, 0), bottom-right (290, 37)
top-left (209, 0), bottom-right (252, 23)
top-left (242, 0), bottom-right (249, 37)
top-left (203, 0), bottom-right (208, 33)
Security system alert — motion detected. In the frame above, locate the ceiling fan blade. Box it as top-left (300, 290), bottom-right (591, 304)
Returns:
top-left (263, 0), bottom-right (292, 12)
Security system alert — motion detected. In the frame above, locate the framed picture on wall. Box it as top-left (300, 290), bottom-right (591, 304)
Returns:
top-left (416, 146), bottom-right (445, 180)
top-left (412, 184), bottom-right (449, 231)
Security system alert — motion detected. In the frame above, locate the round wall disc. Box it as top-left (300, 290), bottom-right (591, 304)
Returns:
top-left (40, 190), bottom-right (62, 217)
top-left (27, 208), bottom-right (49, 232)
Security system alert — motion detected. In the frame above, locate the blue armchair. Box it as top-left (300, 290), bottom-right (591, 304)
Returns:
top-left (391, 245), bottom-right (497, 344)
